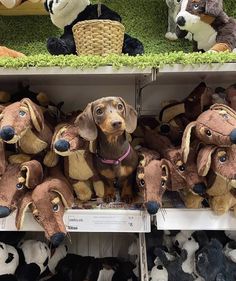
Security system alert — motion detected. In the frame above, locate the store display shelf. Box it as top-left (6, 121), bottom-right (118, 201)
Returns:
top-left (156, 208), bottom-right (236, 230)
top-left (157, 63), bottom-right (236, 85)
top-left (0, 209), bottom-right (150, 233)
top-left (0, 66), bottom-right (154, 86)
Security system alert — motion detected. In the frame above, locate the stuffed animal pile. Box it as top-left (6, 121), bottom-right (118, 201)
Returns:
top-left (147, 228), bottom-right (236, 281)
top-left (1, 82), bottom-right (236, 245)
top-left (0, 232), bottom-right (137, 281)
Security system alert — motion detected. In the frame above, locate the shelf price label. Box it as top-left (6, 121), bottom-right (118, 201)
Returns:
top-left (65, 212), bottom-right (150, 232)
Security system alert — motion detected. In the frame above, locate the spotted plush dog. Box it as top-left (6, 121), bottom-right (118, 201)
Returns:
top-left (176, 0), bottom-right (236, 52)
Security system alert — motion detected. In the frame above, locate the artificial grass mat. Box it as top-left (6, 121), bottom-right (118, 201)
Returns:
top-left (0, 0), bottom-right (236, 68)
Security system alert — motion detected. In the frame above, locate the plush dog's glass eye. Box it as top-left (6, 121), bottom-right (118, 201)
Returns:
top-left (193, 3), bottom-right (199, 9)
top-left (161, 180), bottom-right (166, 187)
top-left (16, 183), bottom-right (24, 190)
top-left (205, 129), bottom-right (212, 136)
top-left (96, 108), bottom-right (103, 116)
top-left (19, 110), bottom-right (26, 117)
top-left (52, 204), bottom-right (60, 212)
top-left (219, 155), bottom-right (227, 163)
top-left (117, 103), bottom-right (124, 111)
top-left (178, 164), bottom-right (186, 172)
top-left (140, 179), bottom-right (145, 187)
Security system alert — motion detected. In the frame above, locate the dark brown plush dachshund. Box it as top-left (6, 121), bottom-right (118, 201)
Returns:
top-left (75, 97), bottom-right (138, 203)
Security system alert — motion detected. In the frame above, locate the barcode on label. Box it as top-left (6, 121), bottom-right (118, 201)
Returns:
top-left (0, 218), bottom-right (6, 230)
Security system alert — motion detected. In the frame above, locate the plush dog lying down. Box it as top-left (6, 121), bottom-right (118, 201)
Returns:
top-left (176, 0), bottom-right (236, 52)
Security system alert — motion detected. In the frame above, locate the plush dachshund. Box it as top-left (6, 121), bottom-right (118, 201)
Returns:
top-left (143, 128), bottom-right (206, 208)
top-left (16, 166), bottom-right (74, 246)
top-left (136, 148), bottom-right (169, 214)
top-left (159, 82), bottom-right (213, 145)
top-left (52, 122), bottom-right (104, 201)
top-left (0, 98), bottom-right (53, 159)
top-left (197, 145), bottom-right (236, 215)
top-left (75, 97), bottom-right (138, 204)
top-left (176, 0), bottom-right (236, 52)
top-left (182, 104), bottom-right (236, 163)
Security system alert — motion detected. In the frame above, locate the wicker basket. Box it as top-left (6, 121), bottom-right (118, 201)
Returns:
top-left (72, 20), bottom-right (125, 56)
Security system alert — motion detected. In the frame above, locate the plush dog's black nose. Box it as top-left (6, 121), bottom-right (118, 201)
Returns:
top-left (0, 206), bottom-right (11, 218)
top-left (112, 121), bottom-right (122, 129)
top-left (50, 232), bottom-right (65, 247)
top-left (177, 16), bottom-right (186, 27)
top-left (230, 129), bottom-right (236, 144)
top-left (157, 265), bottom-right (164, 270)
top-left (0, 126), bottom-right (15, 141)
top-left (145, 201), bottom-right (160, 215)
top-left (54, 139), bottom-right (70, 152)
top-left (193, 183), bottom-right (207, 195)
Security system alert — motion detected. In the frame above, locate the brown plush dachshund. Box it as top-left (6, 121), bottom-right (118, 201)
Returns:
top-left (0, 98), bottom-right (52, 157)
top-left (52, 122), bottom-right (104, 201)
top-left (136, 148), bottom-right (169, 214)
top-left (0, 159), bottom-right (44, 218)
top-left (16, 166), bottom-right (74, 247)
top-left (75, 97), bottom-right (138, 203)
top-left (197, 145), bottom-right (236, 215)
top-left (182, 104), bottom-right (236, 163)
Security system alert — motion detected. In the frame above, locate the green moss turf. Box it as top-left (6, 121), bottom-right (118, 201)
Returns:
top-left (0, 0), bottom-right (236, 68)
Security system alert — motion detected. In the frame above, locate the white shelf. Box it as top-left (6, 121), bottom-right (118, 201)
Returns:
top-left (0, 209), bottom-right (150, 233)
top-left (157, 63), bottom-right (236, 85)
top-left (0, 66), bottom-right (154, 86)
top-left (156, 208), bottom-right (236, 230)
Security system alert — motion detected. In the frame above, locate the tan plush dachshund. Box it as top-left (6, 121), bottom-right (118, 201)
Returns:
top-left (52, 122), bottom-right (104, 201)
top-left (182, 104), bottom-right (236, 163)
top-left (136, 148), bottom-right (169, 214)
top-left (0, 98), bottom-right (53, 162)
top-left (144, 127), bottom-right (206, 208)
top-left (197, 145), bottom-right (236, 215)
top-left (0, 46), bottom-right (25, 58)
top-left (16, 166), bottom-right (74, 247)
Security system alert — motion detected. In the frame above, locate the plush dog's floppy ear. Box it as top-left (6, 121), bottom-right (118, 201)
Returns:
top-left (48, 178), bottom-right (74, 208)
top-left (119, 97), bottom-right (137, 133)
top-left (21, 98), bottom-right (44, 132)
top-left (181, 121), bottom-right (196, 163)
top-left (16, 192), bottom-right (33, 230)
top-left (75, 103), bottom-right (97, 141)
top-left (205, 0), bottom-right (223, 17)
top-left (197, 145), bottom-right (217, 176)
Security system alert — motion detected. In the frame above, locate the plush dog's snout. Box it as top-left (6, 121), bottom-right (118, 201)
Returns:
top-left (193, 183), bottom-right (207, 195)
top-left (112, 121), bottom-right (122, 129)
top-left (177, 16), bottom-right (186, 27)
top-left (0, 206), bottom-right (11, 218)
top-left (50, 232), bottom-right (65, 247)
top-left (0, 126), bottom-right (15, 141)
top-left (230, 129), bottom-right (236, 144)
top-left (145, 201), bottom-right (160, 215)
top-left (54, 139), bottom-right (70, 152)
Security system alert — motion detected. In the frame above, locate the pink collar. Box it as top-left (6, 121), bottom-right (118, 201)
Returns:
top-left (97, 144), bottom-right (131, 165)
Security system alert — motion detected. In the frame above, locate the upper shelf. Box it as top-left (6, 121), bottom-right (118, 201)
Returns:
top-left (157, 63), bottom-right (236, 85)
top-left (0, 209), bottom-right (150, 233)
top-left (155, 208), bottom-right (236, 230)
top-left (0, 66), bottom-right (154, 86)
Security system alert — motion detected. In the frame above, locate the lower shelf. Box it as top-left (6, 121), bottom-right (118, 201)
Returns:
top-left (156, 208), bottom-right (236, 230)
top-left (0, 209), bottom-right (150, 233)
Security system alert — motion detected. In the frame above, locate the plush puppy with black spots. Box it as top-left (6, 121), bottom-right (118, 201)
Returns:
top-left (44, 0), bottom-right (144, 56)
top-left (176, 0), bottom-right (236, 52)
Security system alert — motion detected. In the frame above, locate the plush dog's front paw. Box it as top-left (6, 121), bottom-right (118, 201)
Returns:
top-left (103, 194), bottom-right (116, 203)
top-left (165, 32), bottom-right (178, 41)
top-left (47, 38), bottom-right (70, 55)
